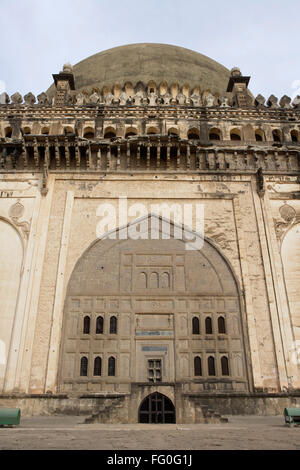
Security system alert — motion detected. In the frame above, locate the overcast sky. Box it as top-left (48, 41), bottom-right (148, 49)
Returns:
top-left (1, 0), bottom-right (299, 101)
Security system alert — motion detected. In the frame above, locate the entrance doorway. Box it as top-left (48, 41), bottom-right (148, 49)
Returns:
top-left (138, 392), bottom-right (175, 423)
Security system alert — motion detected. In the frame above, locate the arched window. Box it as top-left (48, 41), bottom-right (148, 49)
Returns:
top-left (194, 356), bottom-right (202, 376)
top-left (192, 317), bottom-right (200, 335)
top-left (218, 316), bottom-right (226, 334)
top-left (110, 316), bottom-right (117, 334)
top-left (255, 129), bottom-right (264, 141)
top-left (125, 127), bottom-right (137, 138)
top-left (168, 128), bottom-right (179, 137)
top-left (41, 127), bottom-right (49, 135)
top-left (205, 317), bottom-right (213, 334)
top-left (208, 356), bottom-right (216, 376)
top-left (187, 128), bottom-right (200, 139)
top-left (209, 128), bottom-right (221, 140)
top-left (93, 357), bottom-right (102, 376)
top-left (80, 357), bottom-right (88, 376)
top-left (146, 127), bottom-right (158, 135)
top-left (272, 129), bottom-right (281, 142)
top-left (108, 356), bottom-right (116, 376)
top-left (104, 127), bottom-right (116, 139)
top-left (230, 129), bottom-right (241, 141)
top-left (5, 127), bottom-right (12, 138)
top-left (83, 316), bottom-right (90, 334)
top-left (64, 126), bottom-right (74, 135)
top-left (23, 127), bottom-right (31, 135)
top-left (291, 130), bottom-right (299, 142)
top-left (221, 356), bottom-right (229, 376)
top-left (96, 316), bottom-right (104, 334)
top-left (83, 127), bottom-right (94, 139)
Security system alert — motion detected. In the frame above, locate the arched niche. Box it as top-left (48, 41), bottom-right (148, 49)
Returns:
top-left (281, 223), bottom-right (300, 339)
top-left (58, 215), bottom-right (249, 393)
top-left (0, 219), bottom-right (23, 390)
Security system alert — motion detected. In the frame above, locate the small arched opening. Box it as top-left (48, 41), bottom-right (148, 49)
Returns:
top-left (167, 127), bottom-right (179, 137)
top-left (125, 127), bottom-right (138, 138)
top-left (146, 126), bottom-right (158, 135)
top-left (64, 126), bottom-right (74, 135)
top-left (230, 128), bottom-right (242, 141)
top-left (104, 127), bottom-right (116, 139)
top-left (41, 127), bottom-right (50, 135)
top-left (192, 317), bottom-right (200, 334)
top-left (291, 130), bottom-right (299, 142)
top-left (209, 127), bottom-right (221, 140)
top-left (187, 128), bottom-right (200, 140)
top-left (83, 127), bottom-right (95, 139)
top-left (139, 392), bottom-right (175, 423)
top-left (5, 127), bottom-right (13, 138)
top-left (255, 129), bottom-right (265, 141)
top-left (272, 129), bottom-right (281, 142)
top-left (22, 126), bottom-right (31, 135)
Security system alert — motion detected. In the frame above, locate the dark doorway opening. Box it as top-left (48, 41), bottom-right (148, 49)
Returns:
top-left (138, 392), bottom-right (175, 423)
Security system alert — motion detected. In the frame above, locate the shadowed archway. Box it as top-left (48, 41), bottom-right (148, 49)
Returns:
top-left (139, 392), bottom-right (175, 423)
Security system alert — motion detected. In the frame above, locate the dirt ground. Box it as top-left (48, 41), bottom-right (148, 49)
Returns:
top-left (0, 415), bottom-right (299, 450)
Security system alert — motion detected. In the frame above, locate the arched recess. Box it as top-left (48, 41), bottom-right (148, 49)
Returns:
top-left (0, 218), bottom-right (23, 391)
top-left (139, 392), bottom-right (175, 423)
top-left (58, 214), bottom-right (251, 394)
top-left (281, 223), bottom-right (300, 341)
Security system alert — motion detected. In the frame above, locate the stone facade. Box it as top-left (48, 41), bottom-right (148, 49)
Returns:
top-left (0, 44), bottom-right (300, 423)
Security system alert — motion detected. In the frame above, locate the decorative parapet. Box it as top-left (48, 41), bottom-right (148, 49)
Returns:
top-left (0, 136), bottom-right (299, 176)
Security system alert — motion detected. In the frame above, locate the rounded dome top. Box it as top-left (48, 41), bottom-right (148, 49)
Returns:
top-left (48, 43), bottom-right (231, 96)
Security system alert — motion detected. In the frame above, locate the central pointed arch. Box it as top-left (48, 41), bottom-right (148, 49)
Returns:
top-left (58, 213), bottom-right (251, 397)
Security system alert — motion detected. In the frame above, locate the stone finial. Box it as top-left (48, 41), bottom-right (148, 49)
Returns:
top-left (190, 93), bottom-right (202, 107)
top-left (292, 95), bottom-right (300, 108)
top-left (119, 91), bottom-right (128, 106)
top-left (75, 92), bottom-right (85, 105)
top-left (0, 92), bottom-right (10, 104)
top-left (133, 91), bottom-right (144, 106)
top-left (148, 92), bottom-right (158, 106)
top-left (255, 94), bottom-right (265, 107)
top-left (219, 96), bottom-right (230, 107)
top-left (162, 93), bottom-right (172, 105)
top-left (24, 92), bottom-right (36, 106)
top-left (11, 92), bottom-right (23, 104)
top-left (204, 92), bottom-right (215, 107)
top-left (89, 92), bottom-right (100, 104)
top-left (62, 63), bottom-right (73, 73)
top-left (37, 92), bottom-right (49, 105)
top-left (279, 95), bottom-right (291, 108)
top-left (65, 94), bottom-right (74, 105)
top-left (104, 92), bottom-right (114, 105)
top-left (176, 92), bottom-right (186, 105)
top-left (231, 67), bottom-right (242, 77)
top-left (267, 95), bottom-right (279, 108)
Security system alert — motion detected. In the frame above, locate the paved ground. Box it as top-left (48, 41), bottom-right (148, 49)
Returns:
top-left (0, 415), bottom-right (299, 450)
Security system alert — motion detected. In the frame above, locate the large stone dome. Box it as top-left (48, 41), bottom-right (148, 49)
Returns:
top-left (47, 43), bottom-right (231, 96)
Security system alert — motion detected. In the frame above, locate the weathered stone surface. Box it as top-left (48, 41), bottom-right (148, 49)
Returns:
top-left (0, 43), bottom-right (299, 425)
